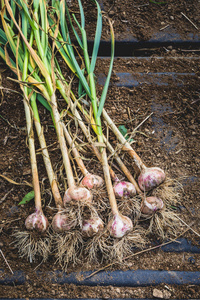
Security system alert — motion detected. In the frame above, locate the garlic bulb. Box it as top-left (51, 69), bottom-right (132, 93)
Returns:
top-left (107, 214), bottom-right (133, 238)
top-left (81, 173), bottom-right (104, 189)
top-left (138, 167), bottom-right (166, 191)
top-left (63, 186), bottom-right (92, 205)
top-left (25, 209), bottom-right (48, 232)
top-left (141, 196), bottom-right (164, 215)
top-left (82, 216), bottom-right (104, 237)
top-left (113, 181), bottom-right (136, 198)
top-left (52, 212), bottom-right (77, 232)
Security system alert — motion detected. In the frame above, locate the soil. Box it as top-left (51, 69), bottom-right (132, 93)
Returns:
top-left (0, 0), bottom-right (200, 299)
top-left (69, 0), bottom-right (200, 41)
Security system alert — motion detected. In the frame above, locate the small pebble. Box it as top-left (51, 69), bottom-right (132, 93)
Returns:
top-left (7, 205), bottom-right (19, 216)
top-left (163, 290), bottom-right (172, 299)
top-left (170, 16), bottom-right (174, 20)
top-left (171, 49), bottom-right (177, 54)
top-left (188, 256), bottom-right (195, 264)
top-left (27, 287), bottom-right (32, 293)
top-left (115, 288), bottom-right (121, 294)
top-left (109, 10), bottom-right (115, 17)
top-left (153, 288), bottom-right (163, 298)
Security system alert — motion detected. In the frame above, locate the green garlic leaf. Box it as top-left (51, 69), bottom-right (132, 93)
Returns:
top-left (118, 125), bottom-right (134, 142)
top-left (19, 191), bottom-right (35, 205)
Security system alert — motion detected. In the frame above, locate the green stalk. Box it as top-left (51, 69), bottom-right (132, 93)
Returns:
top-left (28, 30), bottom-right (63, 208)
top-left (60, 1), bottom-right (136, 234)
top-left (4, 0), bottom-right (53, 96)
top-left (1, 0), bottom-right (72, 202)
top-left (71, 0), bottom-right (103, 143)
top-left (32, 0), bottom-right (51, 75)
top-left (32, 94), bottom-right (63, 208)
top-left (21, 10), bottom-right (42, 212)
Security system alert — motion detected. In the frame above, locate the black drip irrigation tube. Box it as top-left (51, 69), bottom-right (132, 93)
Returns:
top-left (98, 68), bottom-right (197, 88)
top-left (87, 33), bottom-right (200, 57)
top-left (1, 238), bottom-right (200, 286)
top-left (1, 32), bottom-right (200, 299)
top-left (1, 269), bottom-right (200, 286)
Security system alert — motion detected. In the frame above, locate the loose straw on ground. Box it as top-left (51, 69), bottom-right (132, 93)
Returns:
top-left (0, 249), bottom-right (14, 275)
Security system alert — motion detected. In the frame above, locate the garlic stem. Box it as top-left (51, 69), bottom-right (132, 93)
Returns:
top-left (102, 109), bottom-right (146, 174)
top-left (101, 148), bottom-right (119, 216)
top-left (34, 118), bottom-right (63, 208)
top-left (62, 123), bottom-right (88, 177)
top-left (103, 135), bottom-right (142, 194)
top-left (51, 92), bottom-right (75, 188)
top-left (57, 80), bottom-right (119, 183)
top-left (23, 98), bottom-right (41, 211)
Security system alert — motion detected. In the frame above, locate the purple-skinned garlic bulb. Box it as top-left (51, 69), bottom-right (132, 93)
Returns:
top-left (113, 181), bottom-right (136, 198)
top-left (52, 212), bottom-right (77, 232)
top-left (141, 196), bottom-right (164, 215)
top-left (63, 186), bottom-right (93, 206)
top-left (107, 214), bottom-right (133, 238)
top-left (81, 173), bottom-right (104, 189)
top-left (25, 209), bottom-right (49, 232)
top-left (82, 216), bottom-right (104, 237)
top-left (138, 167), bottom-right (166, 192)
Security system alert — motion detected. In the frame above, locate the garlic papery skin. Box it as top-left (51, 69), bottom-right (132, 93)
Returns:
top-left (63, 186), bottom-right (93, 206)
top-left (52, 212), bottom-right (77, 233)
top-left (107, 214), bottom-right (133, 238)
top-left (82, 216), bottom-right (104, 237)
top-left (113, 181), bottom-right (136, 198)
top-left (138, 167), bottom-right (166, 192)
top-left (81, 173), bottom-right (104, 189)
top-left (25, 209), bottom-right (49, 232)
top-left (141, 196), bottom-right (164, 215)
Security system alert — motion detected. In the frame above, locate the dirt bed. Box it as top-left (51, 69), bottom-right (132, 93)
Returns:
top-left (0, 0), bottom-right (200, 299)
top-left (68, 0), bottom-right (200, 41)
top-left (1, 53), bottom-right (200, 298)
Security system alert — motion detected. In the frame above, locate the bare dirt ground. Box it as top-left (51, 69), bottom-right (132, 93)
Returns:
top-left (0, 0), bottom-right (200, 298)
